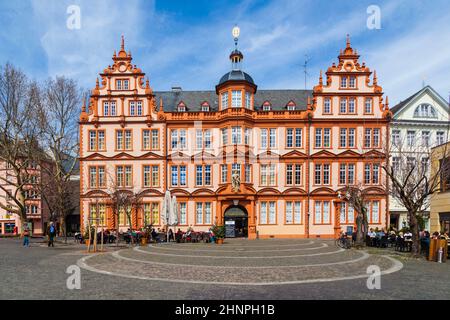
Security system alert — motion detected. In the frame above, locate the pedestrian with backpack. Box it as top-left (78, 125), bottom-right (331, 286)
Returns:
top-left (47, 222), bottom-right (56, 247)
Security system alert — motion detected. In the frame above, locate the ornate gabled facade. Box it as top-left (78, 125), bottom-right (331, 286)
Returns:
top-left (79, 34), bottom-right (390, 239)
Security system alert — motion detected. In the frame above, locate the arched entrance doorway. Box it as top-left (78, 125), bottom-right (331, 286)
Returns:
top-left (224, 205), bottom-right (248, 238)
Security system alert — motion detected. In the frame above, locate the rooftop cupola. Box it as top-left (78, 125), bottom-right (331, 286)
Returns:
top-left (216, 26), bottom-right (257, 94)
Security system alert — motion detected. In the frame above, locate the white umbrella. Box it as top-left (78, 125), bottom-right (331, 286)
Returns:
top-left (170, 195), bottom-right (178, 226)
top-left (161, 190), bottom-right (171, 229)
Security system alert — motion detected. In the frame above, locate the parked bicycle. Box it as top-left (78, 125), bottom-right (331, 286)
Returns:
top-left (335, 234), bottom-right (352, 249)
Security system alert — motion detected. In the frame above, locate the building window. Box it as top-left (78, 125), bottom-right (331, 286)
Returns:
top-left (340, 202), bottom-right (355, 224)
top-left (177, 103), bottom-right (186, 112)
top-left (340, 129), bottom-right (347, 148)
top-left (171, 166), bottom-right (187, 187)
top-left (143, 165), bottom-right (159, 187)
top-left (245, 92), bottom-right (251, 109)
top-left (315, 201), bottom-right (330, 224)
top-left (269, 128), bottom-right (276, 148)
top-left (340, 77), bottom-right (348, 88)
top-left (231, 126), bottom-right (242, 144)
top-left (323, 98), bottom-right (331, 114)
top-left (286, 201), bottom-right (302, 224)
top-left (414, 104), bottom-right (437, 118)
top-left (262, 102), bottom-right (271, 111)
top-left (407, 130), bottom-right (416, 147)
top-left (287, 102), bottom-right (296, 111)
top-left (89, 203), bottom-right (106, 226)
top-left (340, 98), bottom-right (347, 113)
top-left (231, 90), bottom-right (242, 108)
top-left (364, 163), bottom-right (380, 185)
top-left (349, 76), bottom-right (356, 88)
top-left (260, 201), bottom-right (276, 225)
top-left (369, 201), bottom-right (380, 223)
top-left (116, 130), bottom-right (132, 150)
top-left (179, 203), bottom-right (187, 225)
top-left (143, 203), bottom-right (159, 226)
top-left (221, 165), bottom-right (228, 183)
top-left (245, 164), bottom-right (251, 183)
top-left (314, 164), bottom-right (330, 185)
top-left (171, 129), bottom-right (187, 150)
top-left (315, 128), bottom-right (331, 148)
top-left (116, 165), bottom-right (132, 188)
top-left (286, 128), bottom-right (302, 148)
top-left (221, 128), bottom-right (228, 145)
top-left (221, 92), bottom-right (229, 109)
top-left (392, 130), bottom-right (401, 146)
top-left (196, 165), bottom-right (211, 186)
top-left (196, 202), bottom-right (212, 225)
top-left (364, 128), bottom-right (380, 148)
top-left (103, 101), bottom-right (109, 116)
top-left (348, 98), bottom-right (355, 113)
top-left (195, 130), bottom-right (212, 149)
top-left (365, 98), bottom-right (373, 114)
top-left (422, 131), bottom-right (430, 147)
top-left (143, 129), bottom-right (159, 150)
top-left (436, 131), bottom-right (445, 146)
top-left (89, 130), bottom-right (105, 151)
top-left (201, 103), bottom-right (210, 112)
top-left (89, 166), bottom-right (105, 188)
top-left (244, 128), bottom-right (251, 145)
top-left (260, 164), bottom-right (277, 186)
top-left (286, 164), bottom-right (302, 186)
top-left (130, 101), bottom-right (143, 116)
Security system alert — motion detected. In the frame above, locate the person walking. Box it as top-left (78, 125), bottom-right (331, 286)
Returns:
top-left (22, 227), bottom-right (30, 247)
top-left (47, 222), bottom-right (56, 247)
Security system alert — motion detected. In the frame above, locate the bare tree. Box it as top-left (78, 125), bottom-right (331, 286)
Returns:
top-left (341, 184), bottom-right (372, 247)
top-left (36, 76), bottom-right (83, 241)
top-left (0, 63), bottom-right (42, 228)
top-left (384, 125), bottom-right (450, 256)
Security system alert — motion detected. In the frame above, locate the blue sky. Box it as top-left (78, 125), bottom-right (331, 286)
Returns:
top-left (1, 0), bottom-right (450, 105)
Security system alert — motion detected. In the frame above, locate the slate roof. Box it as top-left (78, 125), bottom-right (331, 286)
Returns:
top-left (218, 70), bottom-right (255, 86)
top-left (390, 85), bottom-right (449, 116)
top-left (154, 89), bottom-right (313, 112)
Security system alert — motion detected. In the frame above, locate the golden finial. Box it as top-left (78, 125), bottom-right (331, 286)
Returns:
top-left (373, 70), bottom-right (378, 85)
top-left (121, 35), bottom-right (125, 50)
top-left (346, 34), bottom-right (351, 48)
top-left (145, 77), bottom-right (150, 88)
top-left (81, 95), bottom-right (86, 112)
top-left (385, 96), bottom-right (389, 109)
top-left (319, 70), bottom-right (323, 85)
top-left (95, 78), bottom-right (99, 89)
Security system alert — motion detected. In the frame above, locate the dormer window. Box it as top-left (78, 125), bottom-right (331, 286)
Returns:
top-left (177, 102), bottom-right (186, 112)
top-left (287, 101), bottom-right (296, 111)
top-left (201, 102), bottom-right (210, 112)
top-left (414, 104), bottom-right (437, 118)
top-left (262, 101), bottom-right (271, 111)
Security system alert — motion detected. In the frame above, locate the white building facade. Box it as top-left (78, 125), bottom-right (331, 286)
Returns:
top-left (389, 86), bottom-right (450, 230)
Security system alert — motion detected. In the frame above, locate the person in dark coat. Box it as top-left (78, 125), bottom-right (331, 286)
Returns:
top-left (46, 222), bottom-right (57, 247)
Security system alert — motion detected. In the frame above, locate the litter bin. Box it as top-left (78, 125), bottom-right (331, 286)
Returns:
top-left (429, 239), bottom-right (448, 262)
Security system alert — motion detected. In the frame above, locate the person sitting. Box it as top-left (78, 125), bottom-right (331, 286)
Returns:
top-left (168, 228), bottom-right (174, 242)
top-left (175, 229), bottom-right (183, 243)
top-left (404, 230), bottom-right (412, 240)
top-left (368, 228), bottom-right (377, 246)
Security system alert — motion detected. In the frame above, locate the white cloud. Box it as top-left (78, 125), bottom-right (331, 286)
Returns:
top-left (31, 0), bottom-right (155, 88)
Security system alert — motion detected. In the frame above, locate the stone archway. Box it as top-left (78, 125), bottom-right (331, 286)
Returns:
top-left (224, 205), bottom-right (248, 238)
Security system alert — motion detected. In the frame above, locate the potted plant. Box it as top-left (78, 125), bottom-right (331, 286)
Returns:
top-left (212, 225), bottom-right (226, 244)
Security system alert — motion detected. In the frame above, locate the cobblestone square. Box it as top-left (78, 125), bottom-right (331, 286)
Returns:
top-left (1, 238), bottom-right (449, 300)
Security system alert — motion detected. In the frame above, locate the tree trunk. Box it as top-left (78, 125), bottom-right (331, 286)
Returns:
top-left (410, 213), bottom-right (420, 257)
top-left (355, 213), bottom-right (365, 247)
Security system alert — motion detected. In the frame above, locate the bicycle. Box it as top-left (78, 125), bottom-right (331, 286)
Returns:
top-left (335, 235), bottom-right (352, 249)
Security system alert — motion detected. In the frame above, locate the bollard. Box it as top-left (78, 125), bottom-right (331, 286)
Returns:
top-left (438, 247), bottom-right (443, 263)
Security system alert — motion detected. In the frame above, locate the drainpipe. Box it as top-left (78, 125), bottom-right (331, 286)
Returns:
top-left (306, 113), bottom-right (312, 238)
